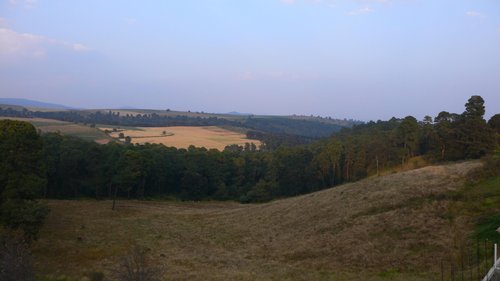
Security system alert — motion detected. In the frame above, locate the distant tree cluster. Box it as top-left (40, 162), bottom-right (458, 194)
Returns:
top-left (322, 95), bottom-right (497, 180)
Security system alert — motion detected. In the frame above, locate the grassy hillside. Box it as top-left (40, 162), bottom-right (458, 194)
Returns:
top-left (32, 161), bottom-right (489, 281)
top-left (0, 98), bottom-right (72, 110)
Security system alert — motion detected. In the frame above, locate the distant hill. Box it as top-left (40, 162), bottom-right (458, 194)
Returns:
top-left (0, 98), bottom-right (75, 110)
top-left (226, 111), bottom-right (253, 116)
top-left (0, 102), bottom-right (362, 145)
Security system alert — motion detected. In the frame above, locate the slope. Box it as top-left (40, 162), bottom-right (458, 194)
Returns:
top-left (0, 98), bottom-right (74, 110)
top-left (33, 161), bottom-right (481, 280)
top-left (0, 117), bottom-right (111, 143)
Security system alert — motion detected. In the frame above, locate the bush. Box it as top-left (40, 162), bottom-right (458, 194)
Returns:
top-left (466, 156), bottom-right (500, 184)
top-left (0, 199), bottom-right (49, 241)
top-left (244, 180), bottom-right (279, 203)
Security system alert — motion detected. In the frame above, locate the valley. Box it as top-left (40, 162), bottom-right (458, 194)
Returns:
top-left (33, 161), bottom-right (485, 281)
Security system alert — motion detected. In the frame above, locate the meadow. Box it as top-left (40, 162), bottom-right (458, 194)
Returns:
top-left (103, 125), bottom-right (261, 150)
top-left (32, 161), bottom-right (483, 281)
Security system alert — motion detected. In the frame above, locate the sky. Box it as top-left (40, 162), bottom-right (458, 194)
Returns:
top-left (0, 0), bottom-right (499, 121)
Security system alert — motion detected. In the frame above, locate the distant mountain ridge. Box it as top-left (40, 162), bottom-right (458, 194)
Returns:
top-left (226, 111), bottom-right (253, 116)
top-left (0, 98), bottom-right (75, 110)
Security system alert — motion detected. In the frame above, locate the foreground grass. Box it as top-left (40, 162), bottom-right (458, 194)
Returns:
top-left (33, 161), bottom-right (484, 281)
top-left (449, 176), bottom-right (500, 241)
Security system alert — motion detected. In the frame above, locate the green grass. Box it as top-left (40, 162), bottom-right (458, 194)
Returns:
top-left (59, 127), bottom-right (111, 142)
top-left (476, 214), bottom-right (500, 241)
top-left (455, 177), bottom-right (500, 238)
top-left (468, 177), bottom-right (500, 241)
top-left (446, 157), bottom-right (500, 244)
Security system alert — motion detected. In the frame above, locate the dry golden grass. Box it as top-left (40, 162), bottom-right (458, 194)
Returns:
top-left (104, 126), bottom-right (260, 150)
top-left (32, 161), bottom-right (481, 281)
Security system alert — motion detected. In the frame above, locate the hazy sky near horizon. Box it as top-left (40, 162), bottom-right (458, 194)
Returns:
top-left (0, 0), bottom-right (499, 121)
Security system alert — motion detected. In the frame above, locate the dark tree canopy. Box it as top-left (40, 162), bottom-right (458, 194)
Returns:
top-left (463, 95), bottom-right (485, 120)
top-left (0, 120), bottom-right (49, 240)
top-left (489, 114), bottom-right (500, 134)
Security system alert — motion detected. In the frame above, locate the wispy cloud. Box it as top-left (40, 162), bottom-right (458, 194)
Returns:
top-left (9, 0), bottom-right (38, 9)
top-left (0, 17), bottom-right (7, 27)
top-left (348, 6), bottom-right (373, 16)
top-left (125, 17), bottom-right (138, 26)
top-left (0, 28), bottom-right (46, 58)
top-left (0, 28), bottom-right (90, 60)
top-left (466, 11), bottom-right (482, 17)
top-left (72, 43), bottom-right (89, 52)
top-left (236, 70), bottom-right (320, 82)
top-left (279, 0), bottom-right (336, 7)
top-left (237, 71), bottom-right (257, 81)
top-left (279, 0), bottom-right (386, 10)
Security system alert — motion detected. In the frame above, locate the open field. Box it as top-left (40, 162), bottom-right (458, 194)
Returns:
top-left (103, 126), bottom-right (261, 150)
top-left (32, 161), bottom-right (482, 280)
top-left (0, 117), bottom-right (111, 143)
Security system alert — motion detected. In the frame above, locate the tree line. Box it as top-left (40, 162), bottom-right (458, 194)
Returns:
top-left (2, 96), bottom-right (497, 205)
top-left (0, 95), bottom-right (498, 243)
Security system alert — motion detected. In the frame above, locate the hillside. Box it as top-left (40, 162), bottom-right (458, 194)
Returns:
top-left (32, 161), bottom-right (483, 280)
top-left (0, 98), bottom-right (73, 110)
top-left (0, 117), bottom-right (111, 143)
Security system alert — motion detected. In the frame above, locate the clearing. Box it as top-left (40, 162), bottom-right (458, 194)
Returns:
top-left (32, 161), bottom-right (485, 280)
top-left (102, 126), bottom-right (261, 150)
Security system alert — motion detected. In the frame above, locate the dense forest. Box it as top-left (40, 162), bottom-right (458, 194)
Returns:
top-left (1, 96), bottom-right (498, 208)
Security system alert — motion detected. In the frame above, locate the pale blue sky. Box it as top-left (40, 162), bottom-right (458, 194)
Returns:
top-left (0, 0), bottom-right (499, 121)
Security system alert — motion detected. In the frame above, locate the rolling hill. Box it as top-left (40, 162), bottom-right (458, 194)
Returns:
top-left (0, 98), bottom-right (361, 142)
top-left (0, 117), bottom-right (111, 143)
top-left (32, 161), bottom-right (486, 280)
top-left (0, 98), bottom-right (74, 110)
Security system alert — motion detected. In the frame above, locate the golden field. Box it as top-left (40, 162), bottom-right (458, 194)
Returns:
top-left (104, 126), bottom-right (261, 150)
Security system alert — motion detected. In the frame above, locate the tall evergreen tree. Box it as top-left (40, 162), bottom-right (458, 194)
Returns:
top-left (0, 120), bottom-right (49, 240)
top-left (459, 95), bottom-right (495, 158)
